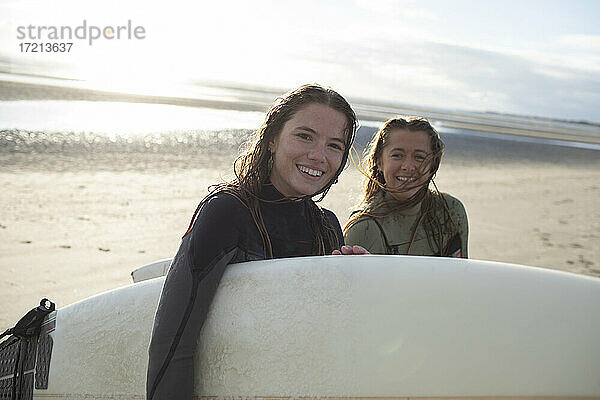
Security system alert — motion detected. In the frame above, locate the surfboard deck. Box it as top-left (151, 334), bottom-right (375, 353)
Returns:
top-left (5, 255), bottom-right (599, 398)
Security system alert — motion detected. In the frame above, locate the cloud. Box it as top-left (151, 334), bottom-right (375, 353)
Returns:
top-left (354, 0), bottom-right (438, 21)
top-left (557, 34), bottom-right (600, 50)
top-left (288, 34), bottom-right (600, 120)
top-left (3, 0), bottom-right (598, 121)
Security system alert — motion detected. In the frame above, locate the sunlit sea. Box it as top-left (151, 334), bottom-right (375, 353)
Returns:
top-left (1, 94), bottom-right (599, 173)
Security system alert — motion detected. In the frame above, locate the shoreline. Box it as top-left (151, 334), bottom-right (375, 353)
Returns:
top-left (2, 79), bottom-right (599, 145)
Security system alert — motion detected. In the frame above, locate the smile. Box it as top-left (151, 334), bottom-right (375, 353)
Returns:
top-left (297, 165), bottom-right (324, 177)
top-left (396, 176), bottom-right (414, 182)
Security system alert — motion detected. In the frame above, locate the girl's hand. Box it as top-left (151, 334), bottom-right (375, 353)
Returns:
top-left (332, 245), bottom-right (370, 255)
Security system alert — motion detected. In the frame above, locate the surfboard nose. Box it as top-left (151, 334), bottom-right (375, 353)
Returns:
top-left (131, 258), bottom-right (172, 282)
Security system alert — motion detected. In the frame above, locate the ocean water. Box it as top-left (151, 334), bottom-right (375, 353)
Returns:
top-left (0, 100), bottom-right (264, 134)
top-left (1, 99), bottom-right (599, 173)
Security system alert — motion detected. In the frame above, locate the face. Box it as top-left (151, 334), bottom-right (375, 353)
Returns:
top-left (377, 128), bottom-right (432, 201)
top-left (269, 103), bottom-right (347, 198)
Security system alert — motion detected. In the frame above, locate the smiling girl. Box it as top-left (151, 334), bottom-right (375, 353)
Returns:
top-left (146, 84), bottom-right (363, 399)
top-left (344, 116), bottom-right (469, 257)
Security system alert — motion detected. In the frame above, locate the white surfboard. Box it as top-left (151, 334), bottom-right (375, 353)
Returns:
top-left (16, 256), bottom-right (600, 398)
top-left (130, 258), bottom-right (171, 283)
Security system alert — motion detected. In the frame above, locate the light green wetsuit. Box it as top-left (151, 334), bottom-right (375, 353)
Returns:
top-left (345, 191), bottom-right (468, 257)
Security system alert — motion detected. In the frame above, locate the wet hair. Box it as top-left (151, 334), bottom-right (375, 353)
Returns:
top-left (185, 84), bottom-right (357, 257)
top-left (345, 116), bottom-right (458, 255)
top-left (361, 117), bottom-right (444, 202)
top-left (234, 83), bottom-right (357, 201)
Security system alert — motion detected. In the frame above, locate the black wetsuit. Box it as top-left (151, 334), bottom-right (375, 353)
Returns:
top-left (146, 184), bottom-right (343, 400)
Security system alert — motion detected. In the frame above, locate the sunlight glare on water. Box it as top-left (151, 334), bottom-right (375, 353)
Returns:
top-left (0, 101), bottom-right (264, 135)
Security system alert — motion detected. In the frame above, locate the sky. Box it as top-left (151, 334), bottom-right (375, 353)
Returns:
top-left (1, 0), bottom-right (599, 122)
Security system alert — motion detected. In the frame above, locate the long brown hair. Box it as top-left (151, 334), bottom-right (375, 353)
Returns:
top-left (345, 116), bottom-right (458, 255)
top-left (185, 84), bottom-right (358, 257)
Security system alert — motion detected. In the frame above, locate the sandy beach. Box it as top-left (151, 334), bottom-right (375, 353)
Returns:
top-left (1, 82), bottom-right (599, 328)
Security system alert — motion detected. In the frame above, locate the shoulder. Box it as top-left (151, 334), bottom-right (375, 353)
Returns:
top-left (437, 192), bottom-right (469, 229)
top-left (322, 207), bottom-right (341, 227)
top-left (345, 214), bottom-right (375, 232)
top-left (344, 215), bottom-right (388, 253)
top-left (201, 190), bottom-right (247, 214)
top-left (344, 215), bottom-right (380, 242)
top-left (321, 207), bottom-right (343, 245)
top-left (438, 192), bottom-right (466, 214)
top-left (179, 189), bottom-right (252, 269)
top-left (186, 190), bottom-right (249, 237)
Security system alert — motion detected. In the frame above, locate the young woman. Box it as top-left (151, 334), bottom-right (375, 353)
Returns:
top-left (344, 116), bottom-right (468, 257)
top-left (146, 84), bottom-right (363, 399)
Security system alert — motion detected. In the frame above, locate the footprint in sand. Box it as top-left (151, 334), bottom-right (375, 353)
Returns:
top-left (582, 233), bottom-right (599, 239)
top-left (578, 255), bottom-right (594, 267)
top-left (538, 232), bottom-right (553, 247)
top-left (554, 198), bottom-right (574, 205)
